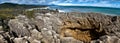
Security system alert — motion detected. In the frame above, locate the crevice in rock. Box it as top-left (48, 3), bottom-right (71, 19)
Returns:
top-left (27, 40), bottom-right (30, 43)
top-left (1, 33), bottom-right (14, 43)
top-left (60, 19), bottom-right (107, 43)
top-left (0, 18), bottom-right (10, 32)
top-left (111, 16), bottom-right (117, 22)
top-left (11, 31), bottom-right (18, 37)
top-left (35, 25), bottom-right (41, 32)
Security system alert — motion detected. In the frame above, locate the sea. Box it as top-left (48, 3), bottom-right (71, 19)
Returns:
top-left (49, 6), bottom-right (120, 16)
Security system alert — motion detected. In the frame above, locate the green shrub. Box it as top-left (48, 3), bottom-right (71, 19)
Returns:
top-left (24, 10), bottom-right (35, 18)
top-left (0, 14), bottom-right (15, 19)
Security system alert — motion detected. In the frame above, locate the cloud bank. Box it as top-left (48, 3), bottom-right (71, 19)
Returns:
top-left (0, 0), bottom-right (120, 8)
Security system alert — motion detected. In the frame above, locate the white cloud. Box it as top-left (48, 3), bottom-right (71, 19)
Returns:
top-left (64, 0), bottom-right (73, 3)
top-left (49, 1), bottom-right (60, 4)
top-left (78, 0), bottom-right (96, 2)
top-left (56, 3), bottom-right (74, 6)
top-left (0, 0), bottom-right (120, 8)
top-left (56, 2), bottom-right (120, 8)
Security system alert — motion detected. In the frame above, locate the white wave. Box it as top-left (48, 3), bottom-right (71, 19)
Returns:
top-left (58, 10), bottom-right (65, 12)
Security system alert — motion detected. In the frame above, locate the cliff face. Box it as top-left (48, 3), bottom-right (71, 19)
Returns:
top-left (0, 11), bottom-right (120, 43)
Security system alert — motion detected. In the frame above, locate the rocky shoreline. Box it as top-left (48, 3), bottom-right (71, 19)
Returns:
top-left (0, 9), bottom-right (120, 43)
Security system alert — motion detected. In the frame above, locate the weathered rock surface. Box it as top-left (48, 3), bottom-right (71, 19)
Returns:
top-left (0, 10), bottom-right (120, 43)
top-left (8, 15), bottom-right (31, 37)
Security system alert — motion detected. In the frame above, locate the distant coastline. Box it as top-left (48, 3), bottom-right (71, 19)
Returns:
top-left (48, 5), bottom-right (120, 16)
top-left (0, 3), bottom-right (120, 16)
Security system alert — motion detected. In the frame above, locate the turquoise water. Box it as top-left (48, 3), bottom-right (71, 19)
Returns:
top-left (49, 6), bottom-right (120, 16)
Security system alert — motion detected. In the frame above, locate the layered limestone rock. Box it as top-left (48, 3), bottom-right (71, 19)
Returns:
top-left (34, 13), bottom-right (61, 43)
top-left (0, 11), bottom-right (120, 43)
top-left (60, 15), bottom-right (105, 43)
top-left (8, 15), bottom-right (31, 37)
top-left (59, 12), bottom-right (120, 43)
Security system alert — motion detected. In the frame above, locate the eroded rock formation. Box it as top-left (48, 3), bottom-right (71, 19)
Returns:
top-left (0, 10), bottom-right (120, 43)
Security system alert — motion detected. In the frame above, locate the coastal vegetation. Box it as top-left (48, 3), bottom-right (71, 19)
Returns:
top-left (24, 10), bottom-right (35, 18)
top-left (0, 3), bottom-right (46, 31)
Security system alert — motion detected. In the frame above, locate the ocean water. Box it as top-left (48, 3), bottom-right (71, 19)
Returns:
top-left (49, 6), bottom-right (120, 16)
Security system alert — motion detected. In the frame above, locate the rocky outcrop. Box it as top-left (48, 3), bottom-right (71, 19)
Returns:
top-left (34, 13), bottom-right (62, 43)
top-left (60, 14), bottom-right (107, 42)
top-left (8, 15), bottom-right (31, 37)
top-left (0, 11), bottom-right (120, 43)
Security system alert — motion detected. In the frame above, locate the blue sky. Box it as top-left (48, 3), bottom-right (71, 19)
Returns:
top-left (0, 0), bottom-right (120, 8)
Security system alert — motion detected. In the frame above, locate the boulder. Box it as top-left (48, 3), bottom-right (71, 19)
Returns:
top-left (8, 15), bottom-right (31, 37)
top-left (13, 38), bottom-right (28, 43)
top-left (0, 34), bottom-right (7, 43)
top-left (99, 35), bottom-right (120, 43)
top-left (30, 29), bottom-right (43, 40)
top-left (60, 37), bottom-right (83, 43)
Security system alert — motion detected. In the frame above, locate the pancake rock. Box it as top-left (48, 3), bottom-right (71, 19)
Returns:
top-left (0, 9), bottom-right (120, 43)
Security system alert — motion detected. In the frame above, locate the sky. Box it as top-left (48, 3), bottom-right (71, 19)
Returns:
top-left (0, 0), bottom-right (120, 8)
